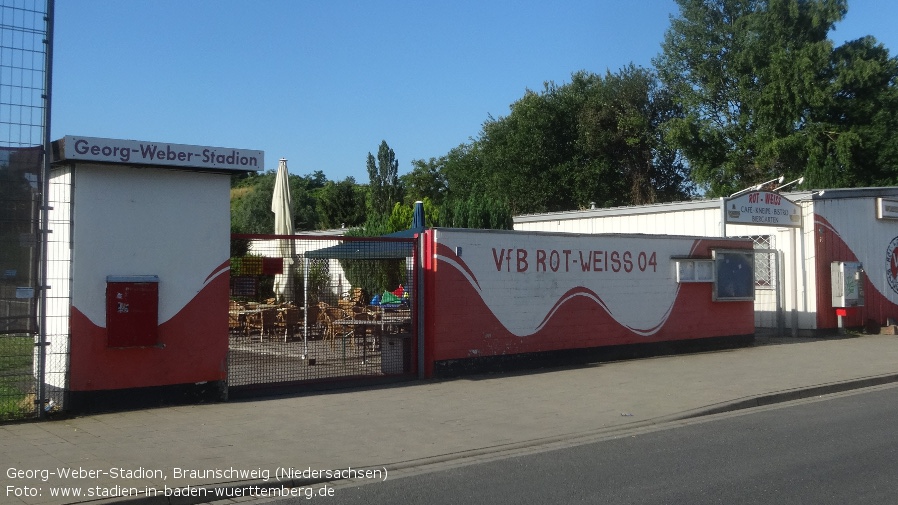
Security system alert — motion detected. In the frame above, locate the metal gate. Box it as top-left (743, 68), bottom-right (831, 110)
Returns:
top-left (749, 235), bottom-right (785, 336)
top-left (227, 233), bottom-right (418, 397)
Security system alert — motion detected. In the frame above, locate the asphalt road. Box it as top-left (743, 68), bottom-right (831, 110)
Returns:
top-left (271, 384), bottom-right (898, 505)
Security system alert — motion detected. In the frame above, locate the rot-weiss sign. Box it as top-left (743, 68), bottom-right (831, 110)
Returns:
top-left (724, 190), bottom-right (801, 228)
top-left (58, 135), bottom-right (264, 172)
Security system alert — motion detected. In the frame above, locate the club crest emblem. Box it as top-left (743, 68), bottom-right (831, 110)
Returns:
top-left (886, 237), bottom-right (898, 294)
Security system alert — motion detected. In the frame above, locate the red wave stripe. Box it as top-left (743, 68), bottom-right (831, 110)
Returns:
top-left (434, 242), bottom-right (481, 290)
top-left (204, 258), bottom-right (231, 284)
top-left (429, 244), bottom-right (752, 362)
top-left (537, 285), bottom-right (612, 330)
top-left (69, 267), bottom-right (229, 391)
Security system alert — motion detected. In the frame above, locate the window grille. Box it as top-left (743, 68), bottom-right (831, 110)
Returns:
top-left (749, 235), bottom-right (775, 289)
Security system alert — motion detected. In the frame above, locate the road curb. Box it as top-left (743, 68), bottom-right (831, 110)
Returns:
top-left (674, 372), bottom-right (898, 419)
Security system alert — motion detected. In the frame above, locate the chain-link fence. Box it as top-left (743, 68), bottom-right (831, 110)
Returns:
top-left (227, 234), bottom-right (417, 397)
top-left (0, 0), bottom-right (51, 421)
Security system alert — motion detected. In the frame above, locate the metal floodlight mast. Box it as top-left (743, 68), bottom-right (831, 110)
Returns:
top-left (772, 177), bottom-right (805, 192)
top-left (728, 175), bottom-right (785, 198)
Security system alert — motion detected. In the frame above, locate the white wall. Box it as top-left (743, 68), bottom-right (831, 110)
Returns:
top-left (71, 164), bottom-right (231, 327)
top-left (517, 206), bottom-right (722, 236)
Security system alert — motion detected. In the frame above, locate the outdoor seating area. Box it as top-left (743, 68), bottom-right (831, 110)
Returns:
top-left (318, 301), bottom-right (411, 354)
top-left (229, 296), bottom-right (412, 345)
top-left (229, 300), bottom-right (308, 343)
top-left (227, 287), bottom-right (414, 388)
top-left (228, 226), bottom-right (418, 389)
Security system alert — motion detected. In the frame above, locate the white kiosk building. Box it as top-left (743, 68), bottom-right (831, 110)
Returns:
top-left (45, 136), bottom-right (261, 411)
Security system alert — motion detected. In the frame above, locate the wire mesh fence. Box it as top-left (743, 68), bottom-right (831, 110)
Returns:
top-left (227, 234), bottom-right (417, 394)
top-left (0, 333), bottom-right (33, 420)
top-left (0, 0), bottom-right (50, 421)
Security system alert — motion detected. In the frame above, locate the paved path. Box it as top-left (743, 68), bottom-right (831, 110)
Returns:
top-left (3, 335), bottom-right (898, 505)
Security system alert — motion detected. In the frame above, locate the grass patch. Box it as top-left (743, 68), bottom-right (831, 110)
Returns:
top-left (0, 335), bottom-right (35, 420)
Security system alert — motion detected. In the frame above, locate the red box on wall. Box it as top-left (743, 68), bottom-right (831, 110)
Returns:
top-left (834, 307), bottom-right (857, 317)
top-left (106, 275), bottom-right (159, 347)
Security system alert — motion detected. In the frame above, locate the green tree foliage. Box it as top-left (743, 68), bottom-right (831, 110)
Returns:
top-left (387, 202), bottom-right (413, 232)
top-left (377, 198), bottom-right (443, 229)
top-left (348, 200), bottom-right (431, 235)
top-left (292, 170), bottom-right (326, 230)
top-left (230, 172), bottom-right (275, 234)
top-left (578, 66), bottom-right (691, 205)
top-left (421, 198), bottom-right (442, 228)
top-left (314, 177), bottom-right (367, 230)
top-left (366, 140), bottom-right (404, 216)
top-left (440, 142), bottom-right (485, 207)
top-left (339, 203), bottom-right (413, 297)
top-left (230, 170), bottom-right (326, 233)
top-left (441, 196), bottom-right (513, 229)
top-left (656, 0), bottom-right (898, 194)
top-left (441, 68), bottom-right (692, 214)
top-left (401, 157), bottom-right (448, 206)
top-left (810, 36), bottom-right (898, 187)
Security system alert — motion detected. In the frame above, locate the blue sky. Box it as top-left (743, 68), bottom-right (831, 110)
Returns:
top-left (51, 1), bottom-right (898, 182)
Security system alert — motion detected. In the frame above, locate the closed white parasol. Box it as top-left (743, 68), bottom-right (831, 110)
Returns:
top-left (271, 158), bottom-right (295, 303)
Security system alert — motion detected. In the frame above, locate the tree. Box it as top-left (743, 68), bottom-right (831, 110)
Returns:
top-left (578, 65), bottom-right (691, 205)
top-left (340, 203), bottom-right (411, 297)
top-left (314, 177), bottom-right (367, 230)
top-left (474, 86), bottom-right (578, 214)
top-left (230, 171), bottom-right (276, 234)
top-left (440, 68), bottom-right (692, 215)
top-left (441, 195), bottom-right (513, 229)
top-left (401, 157), bottom-right (448, 206)
top-left (0, 150), bottom-right (38, 293)
top-left (808, 36), bottom-right (898, 187)
top-left (653, 0), bottom-right (898, 194)
top-left (366, 141), bottom-right (404, 216)
top-left (291, 170), bottom-right (326, 231)
top-left (230, 170), bottom-right (330, 233)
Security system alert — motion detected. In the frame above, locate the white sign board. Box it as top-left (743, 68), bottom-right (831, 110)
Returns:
top-left (60, 136), bottom-right (263, 172)
top-left (876, 198), bottom-right (898, 220)
top-left (724, 191), bottom-right (801, 227)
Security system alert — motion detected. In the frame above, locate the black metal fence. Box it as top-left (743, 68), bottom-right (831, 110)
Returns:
top-left (0, 146), bottom-right (39, 421)
top-left (0, 0), bottom-right (51, 421)
top-left (227, 233), bottom-right (417, 396)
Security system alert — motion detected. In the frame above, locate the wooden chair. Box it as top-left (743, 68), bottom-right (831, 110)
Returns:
top-left (316, 302), bottom-right (332, 340)
top-left (278, 307), bottom-right (302, 342)
top-left (228, 301), bottom-right (247, 339)
top-left (247, 308), bottom-right (279, 342)
top-left (323, 306), bottom-right (354, 353)
top-left (302, 305), bottom-right (323, 340)
top-left (352, 311), bottom-right (379, 352)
